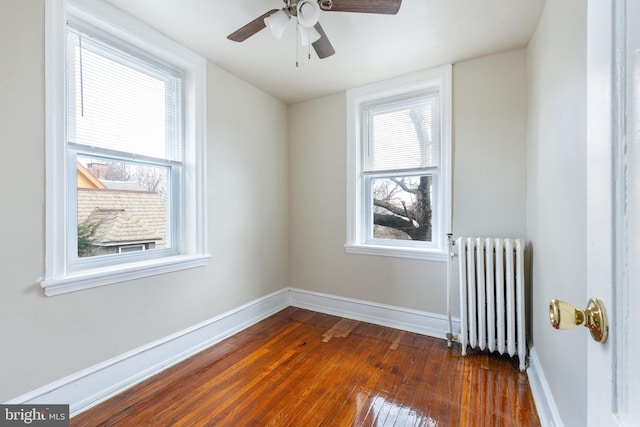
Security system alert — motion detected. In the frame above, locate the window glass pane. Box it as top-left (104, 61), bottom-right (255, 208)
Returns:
top-left (363, 96), bottom-right (438, 172)
top-left (371, 174), bottom-right (432, 242)
top-left (119, 245), bottom-right (145, 253)
top-left (77, 156), bottom-right (169, 258)
top-left (66, 28), bottom-right (183, 161)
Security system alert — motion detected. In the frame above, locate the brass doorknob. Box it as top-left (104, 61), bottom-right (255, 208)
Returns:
top-left (549, 298), bottom-right (608, 343)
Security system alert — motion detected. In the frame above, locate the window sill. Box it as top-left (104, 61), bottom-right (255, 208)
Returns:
top-left (40, 254), bottom-right (211, 296)
top-left (344, 244), bottom-right (447, 261)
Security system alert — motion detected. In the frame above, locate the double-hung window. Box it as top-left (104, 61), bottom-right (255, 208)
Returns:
top-left (43, 0), bottom-right (208, 295)
top-left (346, 66), bottom-right (451, 260)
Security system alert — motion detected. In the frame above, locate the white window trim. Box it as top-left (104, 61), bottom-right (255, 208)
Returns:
top-left (345, 65), bottom-right (452, 261)
top-left (42, 0), bottom-right (209, 296)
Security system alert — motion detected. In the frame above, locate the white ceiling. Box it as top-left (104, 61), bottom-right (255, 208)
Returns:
top-left (104, 0), bottom-right (545, 104)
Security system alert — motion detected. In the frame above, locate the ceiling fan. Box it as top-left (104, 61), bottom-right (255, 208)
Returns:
top-left (227, 0), bottom-right (402, 60)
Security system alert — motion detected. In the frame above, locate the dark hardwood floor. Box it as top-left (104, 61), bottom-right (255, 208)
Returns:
top-left (72, 307), bottom-right (540, 426)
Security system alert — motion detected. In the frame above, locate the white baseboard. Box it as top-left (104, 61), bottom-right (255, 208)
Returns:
top-left (5, 287), bottom-right (465, 418)
top-left (527, 347), bottom-right (564, 427)
top-left (7, 288), bottom-right (290, 417)
top-left (289, 287), bottom-right (459, 339)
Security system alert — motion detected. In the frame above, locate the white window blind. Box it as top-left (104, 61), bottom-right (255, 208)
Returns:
top-left (363, 94), bottom-right (439, 173)
top-left (65, 26), bottom-right (183, 162)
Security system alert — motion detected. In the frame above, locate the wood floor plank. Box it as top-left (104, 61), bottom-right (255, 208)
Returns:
top-left (386, 333), bottom-right (431, 426)
top-left (254, 315), bottom-right (364, 425)
top-left (331, 329), bottom-right (397, 425)
top-left (71, 307), bottom-right (541, 427)
top-left (292, 323), bottom-right (385, 426)
top-left (412, 338), bottom-right (460, 426)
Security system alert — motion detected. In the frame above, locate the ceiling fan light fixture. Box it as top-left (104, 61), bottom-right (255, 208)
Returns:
top-left (297, 0), bottom-right (321, 28)
top-left (298, 24), bottom-right (321, 47)
top-left (264, 9), bottom-right (291, 39)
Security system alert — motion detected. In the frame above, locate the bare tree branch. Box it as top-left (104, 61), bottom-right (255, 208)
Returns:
top-left (105, 162), bottom-right (131, 181)
top-left (373, 213), bottom-right (429, 241)
top-left (135, 167), bottom-right (166, 195)
top-left (374, 213), bottom-right (414, 234)
top-left (401, 200), bottom-right (410, 219)
top-left (373, 198), bottom-right (417, 222)
top-left (390, 177), bottom-right (417, 194)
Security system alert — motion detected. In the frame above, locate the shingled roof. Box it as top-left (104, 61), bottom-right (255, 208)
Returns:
top-left (78, 188), bottom-right (167, 248)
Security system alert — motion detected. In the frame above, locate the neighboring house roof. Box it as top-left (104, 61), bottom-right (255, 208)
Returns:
top-left (77, 162), bottom-right (107, 189)
top-left (86, 208), bottom-right (163, 246)
top-left (78, 188), bottom-right (167, 248)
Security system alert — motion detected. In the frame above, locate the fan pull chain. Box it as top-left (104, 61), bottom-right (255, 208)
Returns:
top-left (296, 27), bottom-right (299, 67)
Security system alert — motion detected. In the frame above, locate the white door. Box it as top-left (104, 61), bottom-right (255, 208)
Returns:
top-left (587, 0), bottom-right (639, 425)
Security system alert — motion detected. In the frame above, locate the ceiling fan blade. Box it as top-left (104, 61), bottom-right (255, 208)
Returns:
top-left (312, 22), bottom-right (335, 59)
top-left (319, 0), bottom-right (402, 15)
top-left (227, 9), bottom-right (279, 42)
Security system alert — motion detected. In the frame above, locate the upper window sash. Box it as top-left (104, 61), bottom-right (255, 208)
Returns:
top-left (362, 91), bottom-right (440, 174)
top-left (65, 23), bottom-right (184, 162)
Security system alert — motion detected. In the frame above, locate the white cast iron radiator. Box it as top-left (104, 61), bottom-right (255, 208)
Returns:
top-left (456, 237), bottom-right (527, 371)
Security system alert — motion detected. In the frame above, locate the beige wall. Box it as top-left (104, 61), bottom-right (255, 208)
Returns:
top-left (289, 49), bottom-right (528, 315)
top-left (527, 0), bottom-right (588, 425)
top-left (453, 50), bottom-right (527, 239)
top-left (0, 0), bottom-right (289, 401)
